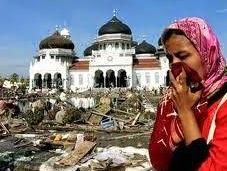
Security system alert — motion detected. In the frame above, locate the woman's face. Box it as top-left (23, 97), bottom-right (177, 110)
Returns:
top-left (164, 34), bottom-right (204, 80)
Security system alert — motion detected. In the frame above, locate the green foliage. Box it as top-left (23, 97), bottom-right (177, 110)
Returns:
top-left (9, 73), bottom-right (19, 84)
top-left (62, 107), bottom-right (82, 125)
top-left (18, 84), bottom-right (27, 94)
top-left (0, 76), bottom-right (4, 87)
top-left (24, 107), bottom-right (44, 126)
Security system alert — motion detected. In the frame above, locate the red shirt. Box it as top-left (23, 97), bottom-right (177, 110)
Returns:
top-left (198, 99), bottom-right (227, 171)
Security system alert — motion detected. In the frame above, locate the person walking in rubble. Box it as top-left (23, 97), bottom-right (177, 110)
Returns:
top-left (149, 17), bottom-right (227, 171)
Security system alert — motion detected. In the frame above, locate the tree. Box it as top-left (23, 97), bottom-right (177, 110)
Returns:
top-left (0, 75), bottom-right (4, 87)
top-left (18, 76), bottom-right (29, 94)
top-left (20, 76), bottom-right (25, 84)
top-left (9, 73), bottom-right (19, 84)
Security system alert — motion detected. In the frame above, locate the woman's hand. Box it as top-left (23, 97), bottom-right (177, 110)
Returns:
top-left (169, 67), bottom-right (202, 113)
top-left (169, 67), bottom-right (202, 144)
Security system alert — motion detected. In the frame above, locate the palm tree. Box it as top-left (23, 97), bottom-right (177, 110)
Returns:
top-left (9, 73), bottom-right (19, 84)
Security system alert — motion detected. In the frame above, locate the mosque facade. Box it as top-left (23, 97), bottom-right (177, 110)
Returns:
top-left (29, 15), bottom-right (169, 92)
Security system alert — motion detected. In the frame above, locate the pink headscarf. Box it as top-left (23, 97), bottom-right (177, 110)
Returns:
top-left (165, 17), bottom-right (227, 96)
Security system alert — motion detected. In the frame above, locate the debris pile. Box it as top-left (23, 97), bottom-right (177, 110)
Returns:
top-left (0, 87), bottom-right (161, 170)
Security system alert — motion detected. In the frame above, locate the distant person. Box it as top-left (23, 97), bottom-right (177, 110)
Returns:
top-left (149, 17), bottom-right (227, 171)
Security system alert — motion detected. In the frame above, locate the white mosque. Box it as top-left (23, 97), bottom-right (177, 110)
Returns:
top-left (29, 14), bottom-right (169, 92)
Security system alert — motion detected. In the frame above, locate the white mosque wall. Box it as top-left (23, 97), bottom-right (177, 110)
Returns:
top-left (29, 49), bottom-right (73, 90)
top-left (132, 68), bottom-right (166, 90)
top-left (69, 70), bottom-right (90, 92)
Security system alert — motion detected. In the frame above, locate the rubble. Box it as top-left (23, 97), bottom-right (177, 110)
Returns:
top-left (0, 87), bottom-right (161, 170)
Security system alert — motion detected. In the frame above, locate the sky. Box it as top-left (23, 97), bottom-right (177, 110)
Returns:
top-left (0, 0), bottom-right (227, 77)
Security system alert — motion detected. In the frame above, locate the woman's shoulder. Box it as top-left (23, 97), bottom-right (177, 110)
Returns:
top-left (216, 96), bottom-right (227, 120)
top-left (208, 82), bottom-right (227, 106)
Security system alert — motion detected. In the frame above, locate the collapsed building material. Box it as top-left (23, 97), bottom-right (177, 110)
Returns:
top-left (112, 108), bottom-right (136, 117)
top-left (55, 141), bottom-right (96, 167)
top-left (90, 110), bottom-right (129, 123)
top-left (0, 122), bottom-right (10, 134)
top-left (131, 113), bottom-right (142, 126)
top-left (100, 132), bottom-right (150, 141)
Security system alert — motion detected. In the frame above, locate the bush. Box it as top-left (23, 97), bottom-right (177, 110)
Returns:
top-left (24, 107), bottom-right (44, 126)
top-left (62, 107), bottom-right (82, 125)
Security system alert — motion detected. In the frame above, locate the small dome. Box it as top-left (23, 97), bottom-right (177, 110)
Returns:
top-left (98, 16), bottom-right (132, 36)
top-left (135, 40), bottom-right (156, 54)
top-left (158, 37), bottom-right (163, 46)
top-left (39, 31), bottom-right (74, 50)
top-left (132, 41), bottom-right (138, 47)
top-left (84, 43), bottom-right (98, 56)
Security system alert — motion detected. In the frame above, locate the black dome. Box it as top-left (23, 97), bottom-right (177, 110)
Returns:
top-left (98, 16), bottom-right (132, 36)
top-left (39, 31), bottom-right (74, 50)
top-left (135, 40), bottom-right (156, 54)
top-left (84, 43), bottom-right (98, 56)
top-left (158, 37), bottom-right (163, 46)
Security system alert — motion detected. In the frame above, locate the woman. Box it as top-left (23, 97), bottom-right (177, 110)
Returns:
top-left (149, 17), bottom-right (227, 171)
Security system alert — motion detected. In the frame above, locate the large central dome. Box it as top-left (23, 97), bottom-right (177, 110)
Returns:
top-left (98, 16), bottom-right (132, 36)
top-left (39, 31), bottom-right (74, 50)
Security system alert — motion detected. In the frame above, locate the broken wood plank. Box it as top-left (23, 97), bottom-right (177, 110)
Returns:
top-left (0, 122), bottom-right (10, 134)
top-left (55, 141), bottom-right (96, 167)
top-left (94, 104), bottom-right (111, 115)
top-left (131, 113), bottom-right (142, 126)
top-left (87, 112), bottom-right (103, 125)
top-left (112, 108), bottom-right (136, 116)
top-left (100, 132), bottom-right (150, 141)
top-left (91, 110), bottom-right (129, 123)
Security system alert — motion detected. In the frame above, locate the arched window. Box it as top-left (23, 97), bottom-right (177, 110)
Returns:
top-left (103, 43), bottom-right (106, 50)
top-left (122, 43), bottom-right (125, 50)
top-left (115, 42), bottom-right (119, 49)
top-left (79, 74), bottom-right (83, 85)
top-left (70, 75), bottom-right (74, 85)
top-left (155, 72), bottom-right (159, 84)
top-left (87, 74), bottom-right (90, 85)
top-left (136, 73), bottom-right (141, 86)
top-left (127, 43), bottom-right (130, 49)
top-left (145, 72), bottom-right (150, 84)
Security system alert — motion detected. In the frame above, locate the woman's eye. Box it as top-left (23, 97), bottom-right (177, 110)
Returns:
top-left (166, 54), bottom-right (173, 62)
top-left (178, 54), bottom-right (188, 60)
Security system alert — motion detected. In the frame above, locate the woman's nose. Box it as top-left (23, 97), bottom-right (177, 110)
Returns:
top-left (172, 56), bottom-right (181, 64)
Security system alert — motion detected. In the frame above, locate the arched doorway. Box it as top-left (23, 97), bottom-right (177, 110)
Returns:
top-left (105, 70), bottom-right (116, 88)
top-left (94, 70), bottom-right (104, 88)
top-left (54, 73), bottom-right (62, 88)
top-left (34, 73), bottom-right (42, 89)
top-left (117, 69), bottom-right (127, 87)
top-left (44, 73), bottom-right (52, 88)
